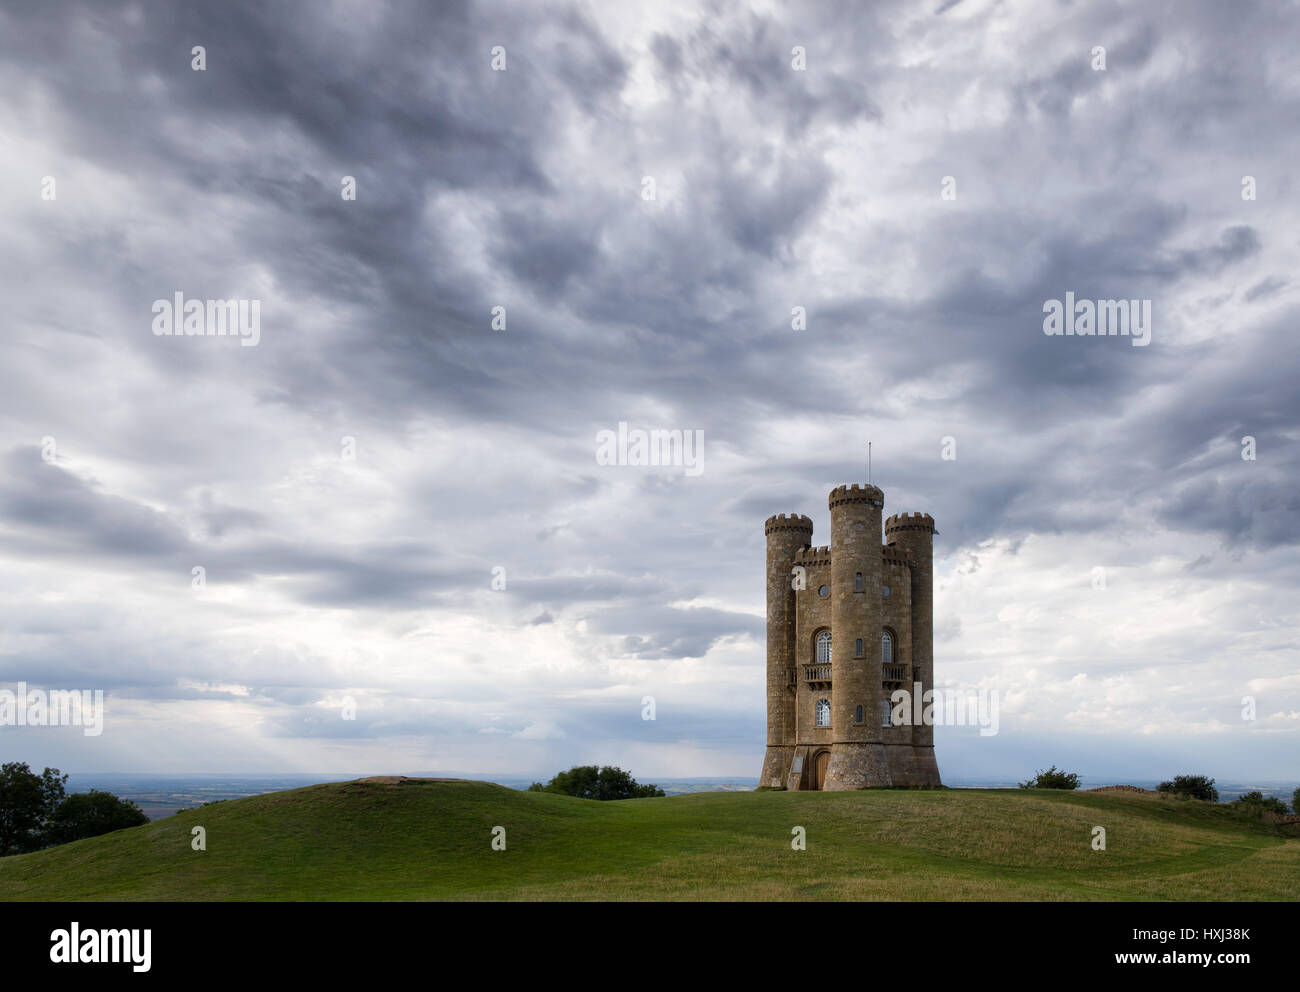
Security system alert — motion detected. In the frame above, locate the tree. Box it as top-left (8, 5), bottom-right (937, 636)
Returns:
top-left (1229, 791), bottom-right (1289, 819)
top-left (1157, 775), bottom-right (1219, 802)
top-left (46, 790), bottom-right (148, 845)
top-left (1293, 785), bottom-right (1299, 815)
top-left (0, 762), bottom-right (67, 855)
top-left (1018, 765), bottom-right (1080, 790)
top-left (528, 765), bottom-right (665, 800)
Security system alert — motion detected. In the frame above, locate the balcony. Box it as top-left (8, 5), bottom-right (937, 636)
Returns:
top-left (882, 664), bottom-right (908, 682)
top-left (803, 664), bottom-right (832, 683)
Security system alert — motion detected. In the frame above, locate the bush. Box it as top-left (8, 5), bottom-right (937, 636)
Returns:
top-left (1157, 775), bottom-right (1219, 802)
top-left (1018, 765), bottom-right (1080, 790)
top-left (1229, 791), bottom-right (1289, 820)
top-left (528, 765), bottom-right (664, 800)
top-left (45, 790), bottom-right (148, 845)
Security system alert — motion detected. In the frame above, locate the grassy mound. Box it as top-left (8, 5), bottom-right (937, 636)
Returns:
top-left (0, 779), bottom-right (1295, 901)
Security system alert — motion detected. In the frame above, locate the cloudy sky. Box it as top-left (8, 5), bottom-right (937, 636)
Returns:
top-left (1, 0), bottom-right (1296, 783)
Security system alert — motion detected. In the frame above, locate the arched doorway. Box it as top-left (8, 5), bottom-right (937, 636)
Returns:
top-left (813, 750), bottom-right (830, 790)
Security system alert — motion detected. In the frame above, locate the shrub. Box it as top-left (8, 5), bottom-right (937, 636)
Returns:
top-left (1157, 775), bottom-right (1219, 802)
top-left (45, 790), bottom-right (148, 845)
top-left (1229, 791), bottom-right (1289, 820)
top-left (528, 765), bottom-right (665, 800)
top-left (1018, 765), bottom-right (1080, 790)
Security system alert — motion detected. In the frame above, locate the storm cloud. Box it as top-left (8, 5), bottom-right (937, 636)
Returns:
top-left (0, 0), bottom-right (1296, 780)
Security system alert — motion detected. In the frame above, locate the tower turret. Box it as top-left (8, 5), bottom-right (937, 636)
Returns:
top-left (822, 484), bottom-right (884, 790)
top-left (761, 512), bottom-right (813, 787)
top-left (884, 511), bottom-right (941, 785)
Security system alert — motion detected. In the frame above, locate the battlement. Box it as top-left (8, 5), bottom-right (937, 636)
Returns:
top-left (765, 513), bottom-right (814, 535)
top-left (882, 548), bottom-right (912, 568)
top-left (828, 483), bottom-right (884, 509)
top-left (884, 511), bottom-right (936, 534)
top-left (792, 545), bottom-right (832, 567)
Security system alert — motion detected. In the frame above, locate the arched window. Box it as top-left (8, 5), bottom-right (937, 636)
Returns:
top-left (855, 704), bottom-right (863, 724)
top-left (855, 572), bottom-right (863, 591)
top-left (816, 698), bottom-right (831, 727)
top-left (816, 630), bottom-right (832, 665)
top-left (855, 638), bottom-right (864, 657)
top-left (881, 699), bottom-right (893, 727)
top-left (881, 630), bottom-right (894, 665)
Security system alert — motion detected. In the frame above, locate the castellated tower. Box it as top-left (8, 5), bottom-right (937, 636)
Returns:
top-left (759, 485), bottom-right (942, 790)
top-left (761, 512), bottom-right (814, 788)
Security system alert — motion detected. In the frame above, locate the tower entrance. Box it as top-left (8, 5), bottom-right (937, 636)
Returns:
top-left (813, 750), bottom-right (830, 790)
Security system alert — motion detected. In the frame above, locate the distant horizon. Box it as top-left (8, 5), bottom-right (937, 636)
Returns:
top-left (57, 769), bottom-right (1297, 822)
top-left (60, 770), bottom-right (1299, 787)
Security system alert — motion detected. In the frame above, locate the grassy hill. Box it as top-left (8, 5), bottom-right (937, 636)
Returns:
top-left (1, 778), bottom-right (1296, 900)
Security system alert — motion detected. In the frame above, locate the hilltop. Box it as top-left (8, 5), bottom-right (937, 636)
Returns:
top-left (0, 778), bottom-right (1295, 901)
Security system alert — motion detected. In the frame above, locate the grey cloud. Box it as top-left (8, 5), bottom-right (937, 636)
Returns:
top-left (0, 449), bottom-right (191, 560)
top-left (2, 0), bottom-right (1297, 778)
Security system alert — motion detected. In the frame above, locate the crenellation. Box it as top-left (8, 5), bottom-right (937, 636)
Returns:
top-left (829, 483), bottom-right (885, 510)
top-left (793, 545), bottom-right (832, 567)
top-left (884, 511), bottom-right (936, 534)
top-left (765, 513), bottom-right (815, 536)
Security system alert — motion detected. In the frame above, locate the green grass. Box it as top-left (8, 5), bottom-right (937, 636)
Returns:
top-left (1, 778), bottom-right (1295, 900)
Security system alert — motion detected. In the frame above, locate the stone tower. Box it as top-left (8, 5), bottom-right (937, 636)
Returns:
top-left (759, 484), bottom-right (942, 790)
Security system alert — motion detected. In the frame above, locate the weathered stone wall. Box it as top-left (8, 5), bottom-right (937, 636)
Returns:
top-left (880, 553), bottom-right (914, 747)
top-left (792, 544), bottom-right (832, 754)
